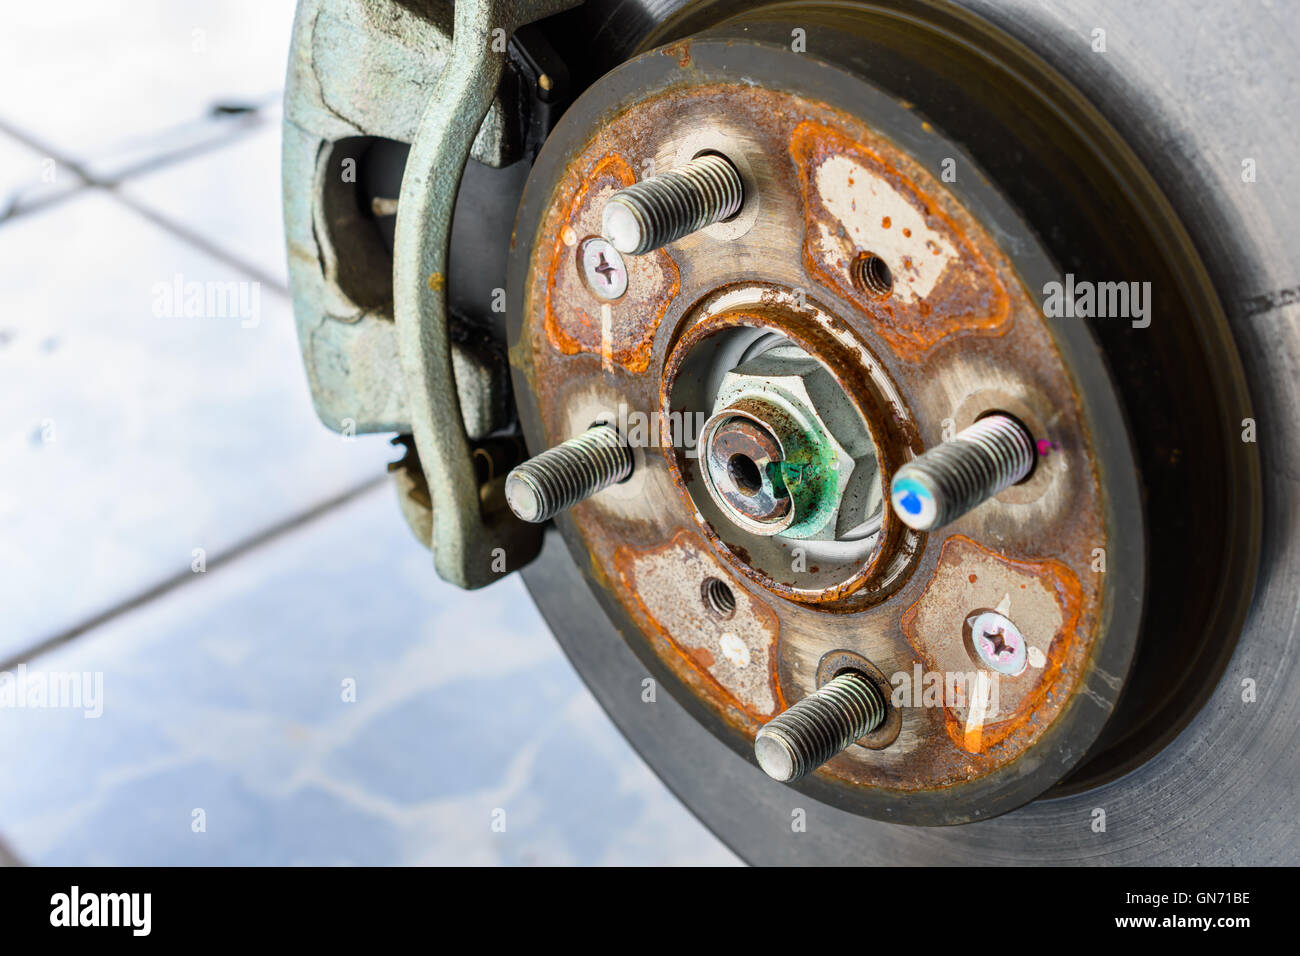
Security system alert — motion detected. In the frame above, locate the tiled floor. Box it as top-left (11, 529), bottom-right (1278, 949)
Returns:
top-left (0, 3), bottom-right (739, 866)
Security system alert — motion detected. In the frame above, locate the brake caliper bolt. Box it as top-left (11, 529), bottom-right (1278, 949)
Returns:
top-left (890, 414), bottom-right (1035, 531)
top-left (505, 424), bottom-right (633, 523)
top-left (754, 671), bottom-right (886, 783)
top-left (601, 153), bottom-right (744, 255)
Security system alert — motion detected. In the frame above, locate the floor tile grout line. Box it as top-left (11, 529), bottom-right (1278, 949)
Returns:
top-left (0, 117), bottom-right (94, 183)
top-left (0, 473), bottom-right (390, 674)
top-left (0, 95), bottom-right (279, 190)
top-left (0, 112), bottom-right (275, 226)
top-left (0, 117), bottom-right (98, 230)
top-left (101, 112), bottom-right (273, 184)
top-left (110, 189), bottom-right (291, 298)
top-left (2, 180), bottom-right (94, 225)
top-left (0, 113), bottom-right (291, 296)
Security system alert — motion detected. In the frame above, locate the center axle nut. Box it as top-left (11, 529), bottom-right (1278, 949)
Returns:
top-left (699, 340), bottom-right (883, 541)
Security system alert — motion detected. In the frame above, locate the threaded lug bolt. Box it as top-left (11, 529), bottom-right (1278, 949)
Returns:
top-left (754, 671), bottom-right (887, 783)
top-left (505, 424), bottom-right (634, 523)
top-left (601, 153), bottom-right (744, 255)
top-left (889, 414), bottom-right (1036, 532)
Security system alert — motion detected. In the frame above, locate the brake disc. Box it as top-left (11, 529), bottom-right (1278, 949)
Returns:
top-left (286, 0), bottom-right (1299, 863)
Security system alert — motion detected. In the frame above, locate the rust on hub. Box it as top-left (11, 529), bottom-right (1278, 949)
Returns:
top-left (791, 121), bottom-right (1011, 359)
top-left (541, 153), bottom-right (679, 374)
top-left (516, 75), bottom-right (1109, 799)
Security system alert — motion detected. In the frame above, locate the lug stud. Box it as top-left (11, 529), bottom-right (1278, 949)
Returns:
top-left (890, 414), bottom-right (1035, 532)
top-left (505, 424), bottom-right (633, 523)
top-left (754, 671), bottom-right (887, 783)
top-left (602, 153), bottom-right (743, 255)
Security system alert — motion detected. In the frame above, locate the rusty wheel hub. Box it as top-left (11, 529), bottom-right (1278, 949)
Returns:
top-left (506, 3), bottom-right (1256, 825)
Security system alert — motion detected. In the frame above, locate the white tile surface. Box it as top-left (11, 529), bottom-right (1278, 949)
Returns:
top-left (0, 1), bottom-right (296, 163)
top-left (0, 190), bottom-right (392, 658)
top-left (0, 486), bottom-right (741, 866)
top-left (121, 123), bottom-right (289, 288)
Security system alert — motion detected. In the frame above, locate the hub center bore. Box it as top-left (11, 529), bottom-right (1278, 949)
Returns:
top-left (697, 338), bottom-right (885, 543)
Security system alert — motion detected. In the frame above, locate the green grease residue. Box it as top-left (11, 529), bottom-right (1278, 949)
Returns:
top-left (778, 429), bottom-right (840, 538)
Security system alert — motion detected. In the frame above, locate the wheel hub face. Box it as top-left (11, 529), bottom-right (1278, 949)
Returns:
top-left (508, 35), bottom-right (1148, 824)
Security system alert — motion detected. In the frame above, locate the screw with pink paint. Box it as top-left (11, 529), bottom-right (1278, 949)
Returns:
top-left (966, 610), bottom-right (1028, 676)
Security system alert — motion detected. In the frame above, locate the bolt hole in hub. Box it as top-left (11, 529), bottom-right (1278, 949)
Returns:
top-left (702, 576), bottom-right (737, 618)
top-left (508, 2), bottom-right (1259, 828)
top-left (851, 251), bottom-right (893, 298)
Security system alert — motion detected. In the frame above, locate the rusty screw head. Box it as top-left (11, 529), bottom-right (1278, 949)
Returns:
top-left (966, 610), bottom-right (1027, 676)
top-left (578, 237), bottom-right (628, 300)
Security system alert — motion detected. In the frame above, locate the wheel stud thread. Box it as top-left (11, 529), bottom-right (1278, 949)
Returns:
top-left (505, 424), bottom-right (633, 523)
top-left (889, 414), bottom-right (1036, 532)
top-left (754, 672), bottom-right (886, 783)
top-left (602, 154), bottom-right (744, 255)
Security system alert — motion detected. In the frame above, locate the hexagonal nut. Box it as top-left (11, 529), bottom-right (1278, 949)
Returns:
top-left (713, 345), bottom-right (882, 538)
